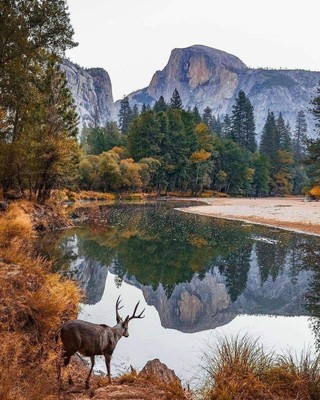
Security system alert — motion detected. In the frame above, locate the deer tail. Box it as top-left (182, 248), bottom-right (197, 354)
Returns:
top-left (55, 325), bottom-right (62, 343)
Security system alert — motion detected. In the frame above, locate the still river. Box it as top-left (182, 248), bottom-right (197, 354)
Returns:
top-left (56, 201), bottom-right (320, 384)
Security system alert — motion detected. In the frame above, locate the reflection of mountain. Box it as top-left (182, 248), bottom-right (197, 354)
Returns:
top-left (133, 252), bottom-right (311, 333)
top-left (59, 203), bottom-right (319, 333)
top-left (136, 270), bottom-right (235, 333)
top-left (67, 235), bottom-right (108, 304)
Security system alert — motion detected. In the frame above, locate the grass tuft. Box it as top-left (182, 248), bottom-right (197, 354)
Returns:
top-left (201, 335), bottom-right (320, 400)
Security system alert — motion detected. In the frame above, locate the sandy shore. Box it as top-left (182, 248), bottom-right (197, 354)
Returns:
top-left (179, 197), bottom-right (320, 236)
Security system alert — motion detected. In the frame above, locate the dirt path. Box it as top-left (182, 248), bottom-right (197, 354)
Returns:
top-left (178, 197), bottom-right (320, 236)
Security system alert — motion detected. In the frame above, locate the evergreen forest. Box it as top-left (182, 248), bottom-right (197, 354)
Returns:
top-left (79, 89), bottom-right (318, 197)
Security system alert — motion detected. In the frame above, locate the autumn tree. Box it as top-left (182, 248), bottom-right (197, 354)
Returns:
top-left (0, 0), bottom-right (79, 201)
top-left (27, 60), bottom-right (80, 203)
top-left (189, 123), bottom-right (213, 193)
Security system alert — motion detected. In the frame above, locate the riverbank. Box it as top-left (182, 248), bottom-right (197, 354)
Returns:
top-left (178, 197), bottom-right (320, 236)
top-left (0, 201), bottom-right (190, 400)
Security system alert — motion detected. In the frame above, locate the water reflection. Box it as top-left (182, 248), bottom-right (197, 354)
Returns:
top-left (58, 202), bottom-right (320, 334)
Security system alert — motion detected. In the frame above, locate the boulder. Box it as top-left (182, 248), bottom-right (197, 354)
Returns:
top-left (140, 359), bottom-right (182, 387)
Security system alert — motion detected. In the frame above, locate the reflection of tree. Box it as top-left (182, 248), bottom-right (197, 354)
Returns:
top-left (256, 241), bottom-right (287, 283)
top-left (57, 203), bottom-right (320, 311)
top-left (218, 243), bottom-right (253, 301)
top-left (300, 240), bottom-right (320, 351)
top-left (288, 237), bottom-right (305, 285)
top-left (113, 256), bottom-right (124, 288)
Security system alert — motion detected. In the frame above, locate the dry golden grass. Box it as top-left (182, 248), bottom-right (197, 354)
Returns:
top-left (77, 190), bottom-right (117, 201)
top-left (199, 191), bottom-right (229, 198)
top-left (201, 336), bottom-right (320, 400)
top-left (0, 202), bottom-right (81, 399)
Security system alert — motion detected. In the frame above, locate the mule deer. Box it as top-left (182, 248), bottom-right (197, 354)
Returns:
top-left (55, 296), bottom-right (145, 389)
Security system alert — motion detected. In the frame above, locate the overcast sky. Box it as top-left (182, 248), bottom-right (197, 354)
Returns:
top-left (66, 0), bottom-right (320, 101)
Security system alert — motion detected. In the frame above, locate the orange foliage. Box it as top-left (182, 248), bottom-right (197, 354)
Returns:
top-left (309, 186), bottom-right (320, 198)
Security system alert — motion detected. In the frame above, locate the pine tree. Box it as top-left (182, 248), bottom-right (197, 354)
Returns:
top-left (212, 115), bottom-right (222, 136)
top-left (202, 106), bottom-right (213, 129)
top-left (132, 104), bottom-right (139, 120)
top-left (153, 95), bottom-right (168, 113)
top-left (118, 96), bottom-right (132, 134)
top-left (261, 112), bottom-right (294, 195)
top-left (170, 89), bottom-right (183, 110)
top-left (230, 91), bottom-right (256, 152)
top-left (252, 153), bottom-right (270, 196)
top-left (221, 114), bottom-right (232, 140)
top-left (276, 113), bottom-right (292, 151)
top-left (306, 84), bottom-right (320, 185)
top-left (127, 111), bottom-right (163, 160)
top-left (192, 106), bottom-right (202, 124)
top-left (293, 110), bottom-right (308, 161)
top-left (260, 111), bottom-right (279, 164)
top-left (311, 85), bottom-right (320, 133)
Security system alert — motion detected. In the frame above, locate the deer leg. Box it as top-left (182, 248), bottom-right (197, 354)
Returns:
top-left (57, 356), bottom-right (62, 393)
top-left (104, 354), bottom-right (112, 384)
top-left (85, 356), bottom-right (95, 389)
top-left (63, 354), bottom-right (74, 385)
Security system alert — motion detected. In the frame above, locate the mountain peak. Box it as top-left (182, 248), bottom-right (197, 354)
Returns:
top-left (146, 44), bottom-right (246, 104)
top-left (171, 45), bottom-right (247, 70)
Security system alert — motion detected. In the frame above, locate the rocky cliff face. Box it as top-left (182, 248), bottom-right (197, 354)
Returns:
top-left (61, 59), bottom-right (115, 130)
top-left (127, 45), bottom-right (320, 135)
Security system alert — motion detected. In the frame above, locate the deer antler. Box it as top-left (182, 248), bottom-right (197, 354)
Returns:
top-left (129, 301), bottom-right (145, 321)
top-left (116, 296), bottom-right (124, 323)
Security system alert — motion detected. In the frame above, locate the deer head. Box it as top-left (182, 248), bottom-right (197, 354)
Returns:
top-left (115, 296), bottom-right (145, 337)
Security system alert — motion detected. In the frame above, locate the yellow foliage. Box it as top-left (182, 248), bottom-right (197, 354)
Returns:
top-left (309, 186), bottom-right (320, 198)
top-left (77, 190), bottom-right (117, 201)
top-left (188, 234), bottom-right (208, 248)
top-left (190, 149), bottom-right (211, 163)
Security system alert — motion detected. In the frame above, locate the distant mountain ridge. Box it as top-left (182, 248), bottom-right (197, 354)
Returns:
top-left (64, 45), bottom-right (320, 136)
top-left (125, 45), bottom-right (320, 135)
